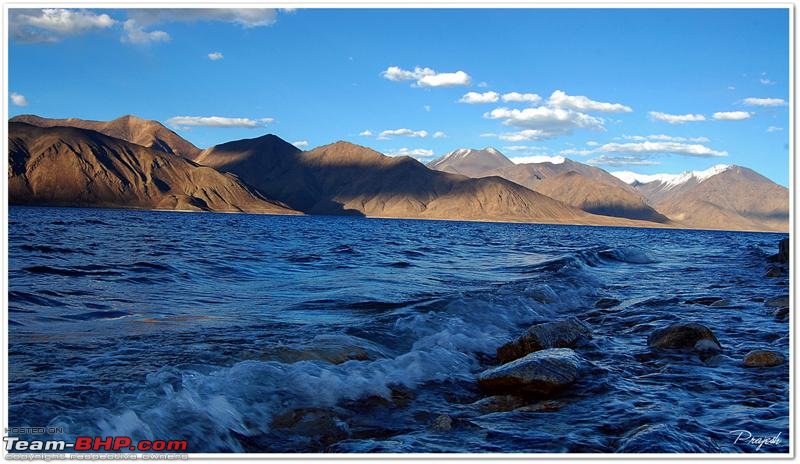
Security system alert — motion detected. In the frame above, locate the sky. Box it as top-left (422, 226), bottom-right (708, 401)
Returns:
top-left (8, 7), bottom-right (791, 186)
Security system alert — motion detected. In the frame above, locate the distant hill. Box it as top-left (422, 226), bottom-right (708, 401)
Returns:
top-left (10, 114), bottom-right (201, 160)
top-left (8, 122), bottom-right (298, 215)
top-left (427, 148), bottom-right (667, 223)
top-left (197, 137), bottom-right (640, 225)
top-left (615, 165), bottom-right (789, 232)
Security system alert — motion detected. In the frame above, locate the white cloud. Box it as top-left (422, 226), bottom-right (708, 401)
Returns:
top-left (386, 147), bottom-right (435, 160)
top-left (621, 134), bottom-right (710, 143)
top-left (596, 141), bottom-right (727, 157)
top-left (458, 91), bottom-right (499, 104)
top-left (586, 141), bottom-right (599, 146)
top-left (501, 92), bottom-right (542, 104)
top-left (423, 105), bottom-right (431, 112)
top-left (433, 131), bottom-right (446, 139)
top-left (292, 140), bottom-right (309, 148)
top-left (167, 116), bottom-right (274, 129)
top-left (588, 155), bottom-right (660, 166)
top-left (712, 111), bottom-right (751, 121)
top-left (649, 111), bottom-right (706, 124)
top-left (497, 129), bottom-right (555, 142)
top-left (548, 90), bottom-right (632, 112)
top-left (122, 20), bottom-right (170, 44)
top-left (760, 78), bottom-right (775, 85)
top-left (485, 106), bottom-right (606, 138)
top-left (10, 8), bottom-right (116, 43)
top-left (502, 145), bottom-right (547, 152)
top-left (511, 155), bottom-right (566, 164)
top-left (727, 86), bottom-right (736, 90)
top-left (358, 130), bottom-right (373, 136)
top-left (208, 52), bottom-right (224, 60)
top-left (743, 97), bottom-right (787, 107)
top-left (378, 128), bottom-right (428, 139)
top-left (767, 126), bottom-right (783, 132)
top-left (10, 92), bottom-right (28, 106)
top-left (123, 9), bottom-right (282, 44)
top-left (477, 81), bottom-right (488, 88)
top-left (381, 66), bottom-right (471, 87)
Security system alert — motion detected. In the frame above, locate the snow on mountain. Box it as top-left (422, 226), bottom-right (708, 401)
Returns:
top-left (611, 164), bottom-right (732, 189)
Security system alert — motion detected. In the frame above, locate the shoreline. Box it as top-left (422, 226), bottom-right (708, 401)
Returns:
top-left (8, 202), bottom-right (789, 234)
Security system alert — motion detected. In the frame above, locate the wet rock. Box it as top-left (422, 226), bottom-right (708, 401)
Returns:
top-left (765, 266), bottom-right (784, 278)
top-left (472, 395), bottom-right (528, 414)
top-left (765, 295), bottom-right (789, 308)
top-left (270, 408), bottom-right (350, 447)
top-left (684, 297), bottom-right (723, 306)
top-left (773, 307), bottom-right (789, 320)
top-left (430, 414), bottom-right (452, 431)
top-left (525, 284), bottom-right (559, 304)
top-left (709, 299), bottom-right (732, 307)
top-left (514, 400), bottom-right (563, 413)
top-left (268, 334), bottom-right (384, 365)
top-left (647, 322), bottom-right (721, 353)
top-left (769, 238), bottom-right (789, 263)
top-left (742, 350), bottom-right (785, 368)
top-left (497, 317), bottom-right (592, 363)
top-left (477, 348), bottom-right (584, 396)
top-left (595, 298), bottom-right (620, 309)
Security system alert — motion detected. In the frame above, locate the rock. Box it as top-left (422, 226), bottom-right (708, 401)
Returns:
top-left (497, 317), bottom-right (592, 363)
top-left (472, 395), bottom-right (528, 414)
top-left (765, 266), bottom-right (784, 278)
top-left (742, 350), bottom-right (785, 368)
top-left (514, 400), bottom-right (563, 413)
top-left (769, 238), bottom-right (789, 263)
top-left (525, 284), bottom-right (559, 304)
top-left (430, 414), bottom-right (452, 431)
top-left (773, 307), bottom-right (789, 320)
top-left (595, 298), bottom-right (620, 309)
top-left (703, 354), bottom-right (735, 367)
top-left (709, 299), bottom-right (731, 307)
top-left (270, 408), bottom-right (350, 446)
top-left (684, 297), bottom-right (724, 306)
top-left (765, 295), bottom-right (789, 308)
top-left (647, 322), bottom-right (722, 353)
top-left (477, 348), bottom-right (583, 396)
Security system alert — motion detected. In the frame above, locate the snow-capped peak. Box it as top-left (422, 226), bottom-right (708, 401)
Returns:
top-left (438, 147), bottom-right (503, 162)
top-left (612, 164), bottom-right (732, 188)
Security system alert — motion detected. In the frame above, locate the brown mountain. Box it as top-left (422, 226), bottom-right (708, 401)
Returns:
top-left (534, 171), bottom-right (670, 223)
top-left (10, 114), bottom-right (201, 159)
top-left (427, 148), bottom-right (667, 223)
top-left (427, 147), bottom-right (515, 177)
top-left (8, 122), bottom-right (298, 215)
top-left (631, 166), bottom-right (789, 232)
top-left (196, 136), bottom-right (648, 225)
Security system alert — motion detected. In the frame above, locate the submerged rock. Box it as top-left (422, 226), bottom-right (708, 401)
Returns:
top-left (595, 298), bottom-right (621, 309)
top-left (773, 307), bottom-right (790, 320)
top-left (478, 348), bottom-right (584, 396)
top-left (742, 350), bottom-right (785, 368)
top-left (515, 400), bottom-right (563, 413)
top-left (497, 317), bottom-right (592, 363)
top-left (472, 395), bottom-right (528, 414)
top-left (270, 408), bottom-right (350, 447)
top-left (430, 414), bottom-right (453, 431)
top-left (765, 266), bottom-right (784, 278)
top-left (765, 295), bottom-right (790, 308)
top-left (769, 238), bottom-right (789, 263)
top-left (647, 322), bottom-right (721, 353)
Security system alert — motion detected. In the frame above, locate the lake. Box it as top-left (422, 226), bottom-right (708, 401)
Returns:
top-left (7, 206), bottom-right (790, 453)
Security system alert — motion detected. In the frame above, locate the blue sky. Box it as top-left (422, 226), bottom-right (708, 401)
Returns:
top-left (8, 8), bottom-right (791, 185)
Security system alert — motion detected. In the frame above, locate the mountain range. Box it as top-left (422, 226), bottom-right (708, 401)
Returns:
top-left (7, 114), bottom-right (789, 232)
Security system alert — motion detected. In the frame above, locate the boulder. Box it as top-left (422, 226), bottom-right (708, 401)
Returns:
top-left (647, 322), bottom-right (721, 353)
top-left (742, 350), bottom-right (785, 368)
top-left (497, 317), bottom-right (592, 363)
top-left (769, 238), bottom-right (789, 263)
top-left (472, 395), bottom-right (528, 414)
top-left (477, 348), bottom-right (583, 396)
top-left (430, 414), bottom-right (452, 431)
top-left (765, 295), bottom-right (789, 308)
top-left (773, 307), bottom-right (789, 320)
top-left (765, 266), bottom-right (784, 278)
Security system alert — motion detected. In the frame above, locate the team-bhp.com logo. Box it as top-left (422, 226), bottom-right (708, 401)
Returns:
top-left (4, 436), bottom-right (188, 452)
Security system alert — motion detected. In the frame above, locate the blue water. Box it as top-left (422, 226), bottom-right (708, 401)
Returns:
top-left (7, 206), bottom-right (790, 453)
